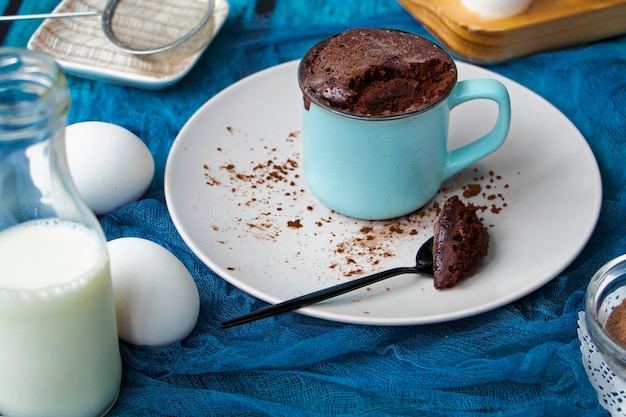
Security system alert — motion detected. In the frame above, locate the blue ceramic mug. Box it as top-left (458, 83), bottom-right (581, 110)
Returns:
top-left (298, 36), bottom-right (511, 220)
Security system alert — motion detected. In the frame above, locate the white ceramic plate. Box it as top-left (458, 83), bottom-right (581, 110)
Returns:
top-left (165, 60), bottom-right (602, 325)
top-left (27, 0), bottom-right (229, 89)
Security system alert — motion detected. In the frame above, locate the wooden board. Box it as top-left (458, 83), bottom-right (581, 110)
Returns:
top-left (398, 0), bottom-right (626, 63)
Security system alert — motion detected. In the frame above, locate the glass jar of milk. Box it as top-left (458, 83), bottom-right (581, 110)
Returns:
top-left (0, 49), bottom-right (121, 417)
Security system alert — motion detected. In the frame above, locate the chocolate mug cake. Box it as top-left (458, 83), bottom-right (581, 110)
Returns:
top-left (297, 27), bottom-right (510, 221)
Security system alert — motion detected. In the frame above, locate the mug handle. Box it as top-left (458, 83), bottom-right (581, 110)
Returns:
top-left (442, 78), bottom-right (511, 180)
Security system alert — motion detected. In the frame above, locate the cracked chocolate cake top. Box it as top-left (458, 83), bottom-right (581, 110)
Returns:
top-left (298, 28), bottom-right (457, 117)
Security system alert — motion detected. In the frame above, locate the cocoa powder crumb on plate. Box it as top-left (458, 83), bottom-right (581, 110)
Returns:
top-left (200, 127), bottom-right (511, 281)
top-left (287, 219), bottom-right (303, 229)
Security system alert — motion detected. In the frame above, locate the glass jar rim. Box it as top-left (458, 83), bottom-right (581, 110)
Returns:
top-left (585, 254), bottom-right (626, 366)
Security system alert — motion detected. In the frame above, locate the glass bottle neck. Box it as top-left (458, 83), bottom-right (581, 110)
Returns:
top-left (0, 49), bottom-right (95, 231)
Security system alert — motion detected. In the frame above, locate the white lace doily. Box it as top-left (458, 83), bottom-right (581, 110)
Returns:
top-left (578, 310), bottom-right (626, 416)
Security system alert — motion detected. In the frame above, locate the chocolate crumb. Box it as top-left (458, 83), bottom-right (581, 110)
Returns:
top-left (463, 183), bottom-right (482, 198)
top-left (287, 219), bottom-right (303, 229)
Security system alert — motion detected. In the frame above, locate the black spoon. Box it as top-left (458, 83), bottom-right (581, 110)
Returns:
top-left (220, 236), bottom-right (434, 329)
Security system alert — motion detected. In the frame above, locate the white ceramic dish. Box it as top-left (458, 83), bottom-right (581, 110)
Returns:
top-left (27, 0), bottom-right (229, 89)
top-left (165, 60), bottom-right (602, 325)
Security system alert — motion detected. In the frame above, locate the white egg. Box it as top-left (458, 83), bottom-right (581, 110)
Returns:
top-left (461, 0), bottom-right (532, 18)
top-left (108, 237), bottom-right (200, 347)
top-left (65, 121), bottom-right (155, 215)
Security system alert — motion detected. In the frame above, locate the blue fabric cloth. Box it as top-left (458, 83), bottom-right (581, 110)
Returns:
top-left (1, 1), bottom-right (624, 415)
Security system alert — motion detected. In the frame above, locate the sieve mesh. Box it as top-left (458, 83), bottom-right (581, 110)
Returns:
top-left (103, 0), bottom-right (214, 54)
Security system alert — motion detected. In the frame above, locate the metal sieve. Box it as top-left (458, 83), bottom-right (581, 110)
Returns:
top-left (0, 0), bottom-right (216, 56)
